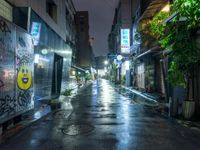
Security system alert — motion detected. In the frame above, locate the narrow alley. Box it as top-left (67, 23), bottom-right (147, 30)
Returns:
top-left (1, 79), bottom-right (200, 150)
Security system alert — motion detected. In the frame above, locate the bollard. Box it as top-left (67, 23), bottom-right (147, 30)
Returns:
top-left (0, 125), bottom-right (2, 135)
top-left (169, 97), bottom-right (178, 117)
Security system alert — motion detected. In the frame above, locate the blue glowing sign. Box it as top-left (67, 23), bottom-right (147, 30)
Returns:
top-left (121, 29), bottom-right (130, 54)
top-left (31, 22), bottom-right (41, 46)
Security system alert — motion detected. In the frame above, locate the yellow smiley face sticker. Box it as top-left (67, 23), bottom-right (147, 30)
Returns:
top-left (17, 63), bottom-right (32, 90)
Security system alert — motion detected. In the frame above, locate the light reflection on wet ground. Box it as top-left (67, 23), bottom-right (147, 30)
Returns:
top-left (1, 79), bottom-right (200, 150)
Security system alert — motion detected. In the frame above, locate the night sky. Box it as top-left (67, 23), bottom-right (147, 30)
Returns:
top-left (73, 0), bottom-right (119, 57)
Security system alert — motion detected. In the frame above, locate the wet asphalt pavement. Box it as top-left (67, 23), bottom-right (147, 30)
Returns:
top-left (1, 79), bottom-right (200, 150)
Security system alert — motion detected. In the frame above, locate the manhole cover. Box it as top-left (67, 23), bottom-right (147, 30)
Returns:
top-left (62, 123), bottom-right (94, 136)
top-left (53, 110), bottom-right (69, 119)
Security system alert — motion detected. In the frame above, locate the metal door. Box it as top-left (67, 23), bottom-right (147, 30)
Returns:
top-left (52, 54), bottom-right (63, 96)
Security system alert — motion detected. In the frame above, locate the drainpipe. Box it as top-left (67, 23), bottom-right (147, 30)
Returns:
top-left (160, 59), bottom-right (169, 102)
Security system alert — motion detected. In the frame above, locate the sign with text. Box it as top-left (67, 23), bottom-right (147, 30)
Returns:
top-left (31, 22), bottom-right (41, 46)
top-left (121, 29), bottom-right (130, 54)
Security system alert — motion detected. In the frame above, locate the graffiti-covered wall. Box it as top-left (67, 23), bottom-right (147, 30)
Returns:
top-left (0, 16), bottom-right (34, 124)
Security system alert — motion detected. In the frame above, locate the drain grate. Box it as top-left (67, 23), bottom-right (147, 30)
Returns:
top-left (53, 110), bottom-right (70, 119)
top-left (62, 123), bottom-right (94, 136)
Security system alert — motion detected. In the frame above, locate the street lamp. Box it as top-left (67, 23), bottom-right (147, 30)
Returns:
top-left (104, 60), bottom-right (108, 65)
top-left (117, 55), bottom-right (123, 61)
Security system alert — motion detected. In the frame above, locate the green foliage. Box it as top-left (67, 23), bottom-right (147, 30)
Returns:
top-left (150, 11), bottom-right (170, 39)
top-left (168, 61), bottom-right (186, 87)
top-left (173, 0), bottom-right (200, 29)
top-left (121, 75), bottom-right (126, 84)
top-left (112, 62), bottom-right (117, 70)
top-left (149, 1), bottom-right (200, 88)
top-left (63, 89), bottom-right (73, 96)
top-left (75, 75), bottom-right (80, 81)
top-left (139, 11), bottom-right (170, 49)
top-left (85, 73), bottom-right (92, 81)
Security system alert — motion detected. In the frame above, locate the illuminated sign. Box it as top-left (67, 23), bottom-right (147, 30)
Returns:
top-left (117, 55), bottom-right (123, 61)
top-left (31, 22), bottom-right (41, 46)
top-left (121, 29), bottom-right (130, 54)
top-left (41, 49), bottom-right (48, 55)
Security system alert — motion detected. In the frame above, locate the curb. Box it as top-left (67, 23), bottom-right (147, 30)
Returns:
top-left (0, 111), bottom-right (52, 144)
top-left (120, 85), bottom-right (158, 102)
top-left (120, 85), bottom-right (159, 107)
top-left (0, 81), bottom-right (94, 143)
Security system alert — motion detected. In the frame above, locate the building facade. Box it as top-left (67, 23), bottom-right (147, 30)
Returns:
top-left (108, 0), bottom-right (170, 94)
top-left (0, 0), bottom-right (76, 124)
top-left (108, 0), bottom-right (133, 85)
top-left (132, 0), bottom-right (169, 98)
top-left (108, 0), bottom-right (200, 119)
top-left (75, 11), bottom-right (95, 70)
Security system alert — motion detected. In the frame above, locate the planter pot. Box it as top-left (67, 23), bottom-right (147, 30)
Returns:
top-left (50, 101), bottom-right (61, 110)
top-left (169, 98), bottom-right (178, 117)
top-left (182, 100), bottom-right (195, 119)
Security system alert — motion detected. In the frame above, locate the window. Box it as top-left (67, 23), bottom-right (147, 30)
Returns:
top-left (46, 0), bottom-right (57, 22)
top-left (80, 28), bottom-right (84, 32)
top-left (66, 7), bottom-right (70, 21)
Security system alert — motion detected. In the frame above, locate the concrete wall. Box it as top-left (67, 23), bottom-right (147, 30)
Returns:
top-left (7, 0), bottom-right (67, 41)
top-left (131, 0), bottom-right (140, 19)
top-left (121, 0), bottom-right (132, 28)
top-left (75, 11), bottom-right (92, 69)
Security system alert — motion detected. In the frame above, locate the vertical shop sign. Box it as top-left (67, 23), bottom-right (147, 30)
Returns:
top-left (121, 29), bottom-right (130, 54)
top-left (31, 22), bottom-right (41, 46)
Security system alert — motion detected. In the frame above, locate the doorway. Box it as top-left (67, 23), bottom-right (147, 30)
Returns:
top-left (137, 63), bottom-right (145, 89)
top-left (52, 54), bottom-right (63, 97)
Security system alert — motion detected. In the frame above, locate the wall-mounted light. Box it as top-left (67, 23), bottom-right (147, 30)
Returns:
top-left (41, 49), bottom-right (48, 55)
top-left (34, 54), bottom-right (39, 64)
top-left (161, 4), bottom-right (170, 12)
top-left (125, 60), bottom-right (130, 71)
top-left (104, 60), bottom-right (108, 65)
top-left (72, 70), bottom-right (76, 76)
top-left (117, 55), bottom-right (123, 61)
top-left (34, 54), bottom-right (49, 64)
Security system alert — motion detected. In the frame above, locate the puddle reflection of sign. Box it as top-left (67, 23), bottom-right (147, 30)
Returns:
top-left (31, 22), bottom-right (41, 46)
top-left (121, 29), bottom-right (130, 54)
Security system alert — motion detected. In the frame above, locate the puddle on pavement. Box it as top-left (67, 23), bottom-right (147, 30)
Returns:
top-left (53, 110), bottom-right (71, 119)
top-left (62, 123), bottom-right (94, 136)
top-left (95, 122), bottom-right (124, 125)
top-left (83, 113), bottom-right (117, 119)
top-left (115, 86), bottom-right (158, 107)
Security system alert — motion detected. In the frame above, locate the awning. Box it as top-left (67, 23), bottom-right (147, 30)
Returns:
top-left (71, 65), bottom-right (87, 72)
top-left (164, 12), bottom-right (187, 24)
top-left (139, 0), bottom-right (169, 21)
top-left (136, 46), bottom-right (161, 59)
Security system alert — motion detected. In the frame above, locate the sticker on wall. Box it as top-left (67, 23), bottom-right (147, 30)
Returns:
top-left (17, 57), bottom-right (32, 90)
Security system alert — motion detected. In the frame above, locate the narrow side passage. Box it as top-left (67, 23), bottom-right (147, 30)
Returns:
top-left (1, 79), bottom-right (200, 150)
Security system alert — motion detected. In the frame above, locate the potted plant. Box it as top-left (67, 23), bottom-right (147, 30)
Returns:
top-left (149, 0), bottom-right (200, 119)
